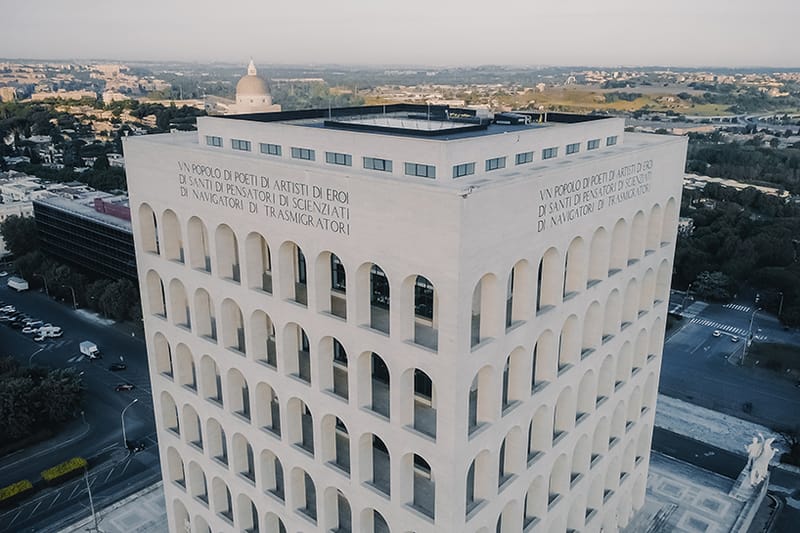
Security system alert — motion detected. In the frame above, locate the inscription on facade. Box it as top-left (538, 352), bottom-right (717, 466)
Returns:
top-left (536, 159), bottom-right (654, 232)
top-left (177, 161), bottom-right (351, 235)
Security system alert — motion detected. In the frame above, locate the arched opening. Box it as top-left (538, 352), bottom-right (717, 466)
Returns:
top-left (603, 289), bottom-right (622, 341)
top-left (359, 352), bottom-right (390, 418)
top-left (322, 415), bottom-right (350, 474)
top-left (609, 218), bottom-right (628, 274)
top-left (138, 203), bottom-right (158, 254)
top-left (162, 209), bottom-right (183, 262)
top-left (567, 492), bottom-right (588, 531)
top-left (211, 477), bottom-right (233, 522)
top-left (232, 433), bottom-right (256, 484)
top-left (193, 288), bottom-right (216, 342)
top-left (646, 204), bottom-right (663, 252)
top-left (498, 426), bottom-right (524, 487)
top-left (264, 513), bottom-right (286, 533)
top-left (409, 453), bottom-right (435, 519)
top-left (597, 355), bottom-right (615, 404)
top-left (472, 273), bottom-right (500, 347)
top-left (640, 268), bottom-right (656, 314)
top-left (528, 406), bottom-right (552, 461)
top-left (316, 251), bottom-right (347, 319)
top-left (255, 382), bottom-right (281, 437)
top-left (317, 336), bottom-right (349, 400)
top-left (656, 259), bottom-right (671, 304)
top-left (292, 469), bottom-right (317, 523)
top-left (199, 354), bottom-right (222, 404)
top-left (166, 447), bottom-right (186, 488)
top-left (592, 417), bottom-right (610, 463)
top-left (622, 278), bottom-right (639, 327)
top-left (558, 315), bottom-right (580, 371)
top-left (245, 232), bottom-right (272, 293)
top-left (175, 343), bottom-right (196, 391)
top-left (411, 368), bottom-right (436, 438)
top-left (284, 322), bottom-right (311, 384)
top-left (279, 241), bottom-right (307, 305)
top-left (564, 236), bottom-right (587, 297)
top-left (610, 402), bottom-right (626, 447)
top-left (587, 474), bottom-right (604, 520)
top-left (160, 391), bottom-right (179, 434)
top-left (588, 227), bottom-right (609, 285)
top-left (166, 420), bottom-right (190, 460)
top-left (532, 330), bottom-right (557, 390)
top-left (153, 332), bottom-right (173, 378)
top-left (582, 302), bottom-right (602, 356)
top-left (235, 493), bottom-right (258, 532)
top-left (215, 224), bottom-right (241, 283)
top-left (226, 368), bottom-right (250, 421)
top-left (324, 488), bottom-right (352, 533)
top-left (368, 263), bottom-right (390, 333)
top-left (187, 461), bottom-right (208, 504)
top-left (412, 275), bottom-right (438, 350)
top-left (629, 211), bottom-right (646, 264)
top-left (537, 248), bottom-right (561, 311)
top-left (662, 197), bottom-right (678, 245)
top-left (553, 387), bottom-right (575, 441)
top-left (571, 434), bottom-right (591, 485)
top-left (259, 450), bottom-right (285, 501)
top-left (187, 216), bottom-right (211, 272)
top-left (360, 509), bottom-right (389, 533)
top-left (468, 366), bottom-right (497, 434)
top-left (577, 370), bottom-right (596, 421)
top-left (287, 398), bottom-right (315, 456)
top-left (168, 279), bottom-right (190, 329)
top-left (633, 329), bottom-right (648, 373)
top-left (496, 499), bottom-right (520, 533)
top-left (627, 387), bottom-right (643, 429)
top-left (649, 317), bottom-right (666, 361)
top-left (504, 347), bottom-right (528, 411)
top-left (360, 434), bottom-right (391, 496)
top-left (145, 270), bottom-right (166, 318)
top-left (221, 298), bottom-right (245, 354)
top-left (250, 310), bottom-right (276, 368)
top-left (616, 342), bottom-right (633, 389)
top-left (466, 450), bottom-right (492, 515)
top-left (548, 454), bottom-right (569, 505)
top-left (524, 476), bottom-right (546, 528)
top-left (172, 490), bottom-right (190, 532)
top-left (637, 424), bottom-right (652, 466)
top-left (506, 260), bottom-right (532, 328)
top-left (207, 417), bottom-right (228, 466)
top-left (644, 372), bottom-right (657, 411)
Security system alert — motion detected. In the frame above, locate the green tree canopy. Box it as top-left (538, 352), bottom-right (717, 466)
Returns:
top-left (0, 215), bottom-right (38, 257)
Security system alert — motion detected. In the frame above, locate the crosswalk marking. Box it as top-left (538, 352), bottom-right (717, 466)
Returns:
top-left (723, 303), bottom-right (752, 313)
top-left (689, 318), bottom-right (767, 340)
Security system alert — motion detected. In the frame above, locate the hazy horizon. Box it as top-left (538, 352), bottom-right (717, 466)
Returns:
top-left (3, 0), bottom-right (798, 68)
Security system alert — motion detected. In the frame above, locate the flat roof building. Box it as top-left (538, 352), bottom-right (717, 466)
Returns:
top-left (124, 104), bottom-right (686, 533)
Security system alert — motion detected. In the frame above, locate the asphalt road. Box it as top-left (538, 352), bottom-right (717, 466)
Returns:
top-left (661, 291), bottom-right (800, 429)
top-left (0, 284), bottom-right (159, 532)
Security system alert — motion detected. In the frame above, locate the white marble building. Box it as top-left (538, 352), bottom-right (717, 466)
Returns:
top-left (124, 104), bottom-right (686, 533)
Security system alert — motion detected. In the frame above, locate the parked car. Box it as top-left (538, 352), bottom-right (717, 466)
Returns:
top-left (109, 363), bottom-right (127, 371)
top-left (33, 335), bottom-right (45, 342)
top-left (0, 271), bottom-right (8, 277)
top-left (712, 330), bottom-right (721, 337)
top-left (731, 336), bottom-right (740, 342)
top-left (21, 326), bottom-right (37, 334)
top-left (126, 440), bottom-right (146, 453)
top-left (115, 383), bottom-right (135, 392)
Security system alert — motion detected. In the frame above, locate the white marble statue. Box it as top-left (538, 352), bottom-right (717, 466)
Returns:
top-left (745, 433), bottom-right (776, 486)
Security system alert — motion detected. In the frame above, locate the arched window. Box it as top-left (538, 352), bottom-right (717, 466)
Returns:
top-left (411, 454), bottom-right (435, 519)
top-left (215, 224), bottom-right (240, 282)
top-left (187, 216), bottom-right (211, 272)
top-left (245, 232), bottom-right (272, 293)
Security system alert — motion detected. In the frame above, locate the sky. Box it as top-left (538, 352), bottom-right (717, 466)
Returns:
top-left (2, 0), bottom-right (799, 67)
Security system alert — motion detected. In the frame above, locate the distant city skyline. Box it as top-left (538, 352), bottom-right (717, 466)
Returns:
top-left (2, 0), bottom-right (799, 68)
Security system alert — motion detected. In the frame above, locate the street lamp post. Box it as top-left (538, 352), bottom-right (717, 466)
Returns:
top-left (681, 283), bottom-right (693, 314)
top-left (61, 284), bottom-right (78, 310)
top-left (121, 398), bottom-right (139, 448)
top-left (33, 273), bottom-right (49, 297)
top-left (778, 291), bottom-right (784, 318)
top-left (741, 307), bottom-right (760, 365)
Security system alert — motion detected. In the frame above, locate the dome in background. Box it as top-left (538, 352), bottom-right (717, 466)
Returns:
top-left (235, 59), bottom-right (272, 106)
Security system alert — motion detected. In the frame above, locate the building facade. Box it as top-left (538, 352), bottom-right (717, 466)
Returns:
top-left (124, 104), bottom-right (686, 533)
top-left (33, 194), bottom-right (137, 280)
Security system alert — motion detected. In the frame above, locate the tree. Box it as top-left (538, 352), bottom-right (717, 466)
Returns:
top-left (0, 215), bottom-right (38, 257)
top-left (777, 426), bottom-right (800, 466)
top-left (692, 271), bottom-right (734, 301)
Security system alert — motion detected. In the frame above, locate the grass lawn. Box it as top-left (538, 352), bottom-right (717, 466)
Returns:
top-left (747, 342), bottom-right (800, 379)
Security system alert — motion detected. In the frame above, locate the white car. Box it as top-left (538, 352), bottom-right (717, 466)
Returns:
top-left (0, 271), bottom-right (7, 277)
top-left (712, 330), bottom-right (721, 337)
top-left (731, 336), bottom-right (740, 343)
